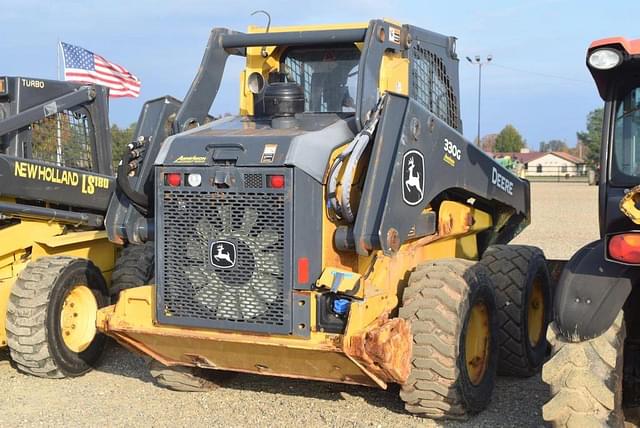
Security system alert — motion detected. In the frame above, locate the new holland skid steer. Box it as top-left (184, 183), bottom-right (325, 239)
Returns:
top-left (101, 19), bottom-right (552, 418)
top-left (543, 38), bottom-right (640, 427)
top-left (0, 76), bottom-right (119, 378)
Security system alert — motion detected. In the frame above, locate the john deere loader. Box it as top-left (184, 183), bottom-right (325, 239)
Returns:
top-left (102, 19), bottom-right (552, 418)
top-left (543, 38), bottom-right (640, 427)
top-left (0, 76), bottom-right (121, 378)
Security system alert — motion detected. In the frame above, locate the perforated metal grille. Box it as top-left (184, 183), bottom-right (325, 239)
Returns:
top-left (27, 109), bottom-right (94, 170)
top-left (157, 176), bottom-right (291, 333)
top-left (244, 173), bottom-right (263, 188)
top-left (410, 45), bottom-right (459, 130)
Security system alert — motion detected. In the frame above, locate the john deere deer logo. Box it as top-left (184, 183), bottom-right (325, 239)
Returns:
top-left (209, 240), bottom-right (236, 269)
top-left (402, 150), bottom-right (425, 206)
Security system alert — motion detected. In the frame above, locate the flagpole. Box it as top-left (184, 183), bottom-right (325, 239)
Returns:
top-left (55, 38), bottom-right (63, 165)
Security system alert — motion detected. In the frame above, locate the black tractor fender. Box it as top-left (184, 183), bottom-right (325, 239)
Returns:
top-left (554, 239), bottom-right (637, 341)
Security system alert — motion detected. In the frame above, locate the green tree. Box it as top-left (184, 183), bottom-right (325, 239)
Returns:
top-left (495, 124), bottom-right (526, 153)
top-left (539, 139), bottom-right (569, 152)
top-left (577, 107), bottom-right (604, 167)
top-left (110, 123), bottom-right (137, 170)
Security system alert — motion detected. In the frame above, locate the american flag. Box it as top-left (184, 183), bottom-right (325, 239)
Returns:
top-left (61, 42), bottom-right (141, 98)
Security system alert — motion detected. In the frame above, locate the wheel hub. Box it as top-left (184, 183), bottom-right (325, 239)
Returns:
top-left (527, 278), bottom-right (545, 347)
top-left (60, 284), bottom-right (98, 353)
top-left (465, 302), bottom-right (490, 385)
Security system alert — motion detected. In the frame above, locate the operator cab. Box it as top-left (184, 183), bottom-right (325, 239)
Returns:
top-left (248, 44), bottom-right (361, 129)
top-left (586, 39), bottom-right (640, 260)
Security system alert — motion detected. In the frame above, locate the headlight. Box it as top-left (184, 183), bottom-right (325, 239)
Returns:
top-left (187, 173), bottom-right (202, 187)
top-left (588, 48), bottom-right (623, 70)
top-left (247, 72), bottom-right (264, 95)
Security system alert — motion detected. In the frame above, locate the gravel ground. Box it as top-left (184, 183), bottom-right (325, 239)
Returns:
top-left (0, 182), bottom-right (599, 427)
top-left (512, 182), bottom-right (600, 260)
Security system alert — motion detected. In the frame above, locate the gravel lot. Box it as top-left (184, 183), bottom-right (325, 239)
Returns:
top-left (512, 182), bottom-right (600, 260)
top-left (0, 182), bottom-right (599, 427)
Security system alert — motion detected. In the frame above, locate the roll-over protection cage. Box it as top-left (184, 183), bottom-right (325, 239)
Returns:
top-left (0, 77), bottom-right (113, 227)
top-left (107, 19), bottom-right (464, 244)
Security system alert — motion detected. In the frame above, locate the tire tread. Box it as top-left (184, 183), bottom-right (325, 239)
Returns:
top-left (149, 361), bottom-right (222, 392)
top-left (480, 244), bottom-right (549, 376)
top-left (400, 259), bottom-right (494, 419)
top-left (111, 242), bottom-right (154, 297)
top-left (542, 313), bottom-right (625, 427)
top-left (7, 256), bottom-right (78, 378)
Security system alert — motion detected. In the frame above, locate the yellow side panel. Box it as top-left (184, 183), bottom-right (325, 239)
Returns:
top-left (31, 239), bottom-right (117, 283)
top-left (239, 69), bottom-right (250, 116)
top-left (379, 53), bottom-right (409, 96)
top-left (35, 229), bottom-right (109, 248)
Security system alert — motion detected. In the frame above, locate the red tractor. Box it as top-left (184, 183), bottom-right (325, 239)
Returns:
top-left (543, 37), bottom-right (640, 426)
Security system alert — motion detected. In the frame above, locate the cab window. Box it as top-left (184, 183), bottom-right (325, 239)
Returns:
top-left (612, 87), bottom-right (640, 184)
top-left (282, 46), bottom-right (360, 113)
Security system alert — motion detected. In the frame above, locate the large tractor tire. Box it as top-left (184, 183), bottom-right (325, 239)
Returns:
top-left (110, 242), bottom-right (154, 300)
top-left (542, 312), bottom-right (625, 427)
top-left (480, 244), bottom-right (552, 377)
top-left (6, 256), bottom-right (109, 378)
top-left (399, 259), bottom-right (498, 418)
top-left (149, 360), bottom-right (225, 392)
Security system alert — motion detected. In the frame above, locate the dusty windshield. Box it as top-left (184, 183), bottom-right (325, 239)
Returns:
top-left (613, 87), bottom-right (640, 184)
top-left (282, 46), bottom-right (360, 113)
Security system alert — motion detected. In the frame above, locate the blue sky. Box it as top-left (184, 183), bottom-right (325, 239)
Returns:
top-left (1, 0), bottom-right (637, 148)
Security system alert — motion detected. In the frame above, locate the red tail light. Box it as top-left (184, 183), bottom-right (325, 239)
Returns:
top-left (165, 172), bottom-right (182, 187)
top-left (297, 257), bottom-right (309, 284)
top-left (268, 174), bottom-right (285, 189)
top-left (608, 233), bottom-right (640, 264)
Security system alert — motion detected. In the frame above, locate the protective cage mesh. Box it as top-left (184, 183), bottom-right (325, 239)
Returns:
top-left (410, 45), bottom-right (460, 130)
top-left (26, 109), bottom-right (94, 170)
top-left (157, 168), bottom-right (292, 334)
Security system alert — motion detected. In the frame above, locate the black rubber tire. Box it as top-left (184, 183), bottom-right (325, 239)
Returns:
top-left (149, 360), bottom-right (222, 392)
top-left (399, 259), bottom-right (498, 419)
top-left (542, 312), bottom-right (625, 427)
top-left (6, 256), bottom-right (109, 378)
top-left (110, 242), bottom-right (154, 300)
top-left (480, 244), bottom-right (552, 377)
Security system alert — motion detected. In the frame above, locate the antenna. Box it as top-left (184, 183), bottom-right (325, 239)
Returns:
top-left (250, 10), bottom-right (271, 58)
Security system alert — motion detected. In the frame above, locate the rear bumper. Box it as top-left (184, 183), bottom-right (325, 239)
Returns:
top-left (97, 286), bottom-right (410, 388)
top-left (554, 240), bottom-right (636, 340)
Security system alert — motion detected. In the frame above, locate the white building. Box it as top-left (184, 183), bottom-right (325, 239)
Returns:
top-left (490, 151), bottom-right (587, 178)
top-left (523, 152), bottom-right (587, 177)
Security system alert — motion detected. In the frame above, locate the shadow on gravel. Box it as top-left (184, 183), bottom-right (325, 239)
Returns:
top-left (94, 340), bottom-right (157, 385)
top-left (0, 348), bottom-right (12, 366)
top-left (95, 341), bottom-right (408, 413)
top-left (96, 341), bottom-right (554, 426)
top-left (222, 372), bottom-right (407, 414)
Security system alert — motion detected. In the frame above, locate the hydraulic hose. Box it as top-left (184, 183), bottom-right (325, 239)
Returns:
top-left (116, 138), bottom-right (150, 214)
top-left (327, 94), bottom-right (386, 223)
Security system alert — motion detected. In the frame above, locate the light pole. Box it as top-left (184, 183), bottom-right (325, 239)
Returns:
top-left (466, 54), bottom-right (492, 148)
